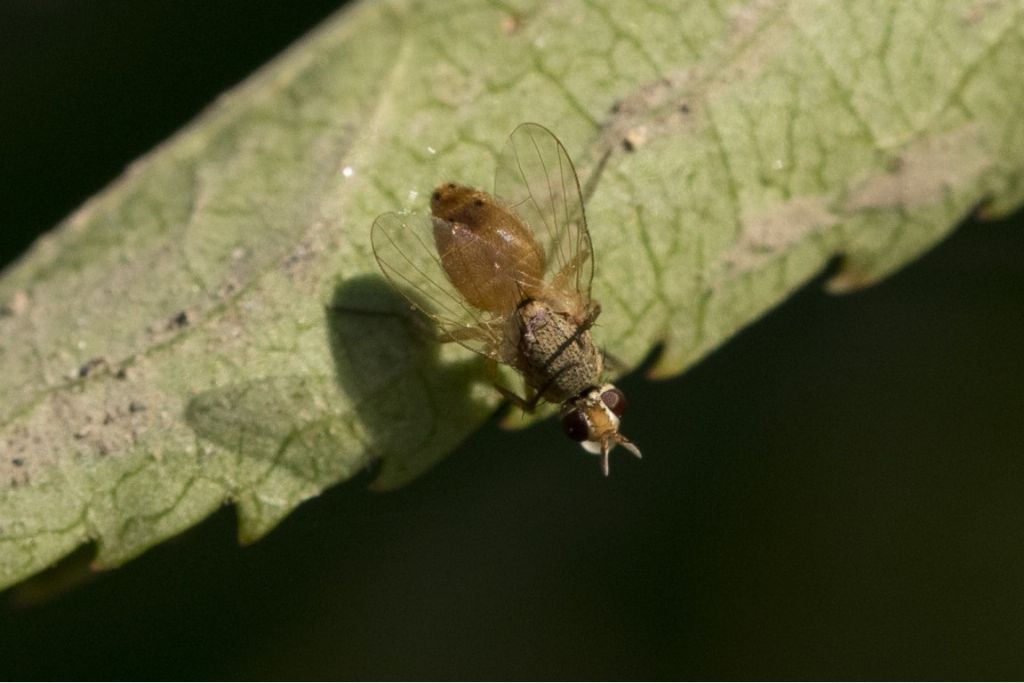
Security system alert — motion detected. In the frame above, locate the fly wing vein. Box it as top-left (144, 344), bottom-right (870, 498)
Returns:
top-left (494, 123), bottom-right (594, 306)
top-left (371, 211), bottom-right (504, 360)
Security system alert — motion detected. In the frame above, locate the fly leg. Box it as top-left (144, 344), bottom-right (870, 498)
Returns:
top-left (601, 348), bottom-right (629, 374)
top-left (486, 358), bottom-right (541, 413)
top-left (576, 301), bottom-right (602, 333)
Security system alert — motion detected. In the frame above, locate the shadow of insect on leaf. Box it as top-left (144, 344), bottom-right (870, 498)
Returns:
top-left (326, 275), bottom-right (490, 490)
top-left (184, 275), bottom-right (490, 495)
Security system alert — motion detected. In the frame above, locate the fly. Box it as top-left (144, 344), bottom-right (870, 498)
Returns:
top-left (371, 123), bottom-right (640, 475)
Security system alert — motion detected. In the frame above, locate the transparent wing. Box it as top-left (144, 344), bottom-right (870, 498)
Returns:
top-left (370, 211), bottom-right (505, 360)
top-left (493, 122), bottom-right (594, 304)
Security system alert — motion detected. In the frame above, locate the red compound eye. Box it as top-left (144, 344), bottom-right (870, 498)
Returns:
top-left (561, 410), bottom-right (589, 442)
top-left (601, 387), bottom-right (627, 417)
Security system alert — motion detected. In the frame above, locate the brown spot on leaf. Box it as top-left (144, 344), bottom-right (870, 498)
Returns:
top-left (721, 195), bottom-right (838, 273)
top-left (78, 357), bottom-right (109, 378)
top-left (622, 126), bottom-right (649, 152)
top-left (844, 125), bottom-right (992, 212)
top-left (2, 290), bottom-right (30, 316)
top-left (501, 13), bottom-right (522, 35)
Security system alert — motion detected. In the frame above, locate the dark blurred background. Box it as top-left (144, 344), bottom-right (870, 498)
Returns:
top-left (2, 1), bottom-right (1023, 679)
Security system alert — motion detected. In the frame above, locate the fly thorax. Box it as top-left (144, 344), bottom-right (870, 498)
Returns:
top-left (515, 299), bottom-right (601, 403)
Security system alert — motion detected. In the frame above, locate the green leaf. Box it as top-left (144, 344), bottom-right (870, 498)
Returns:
top-left (1, 0), bottom-right (1022, 590)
